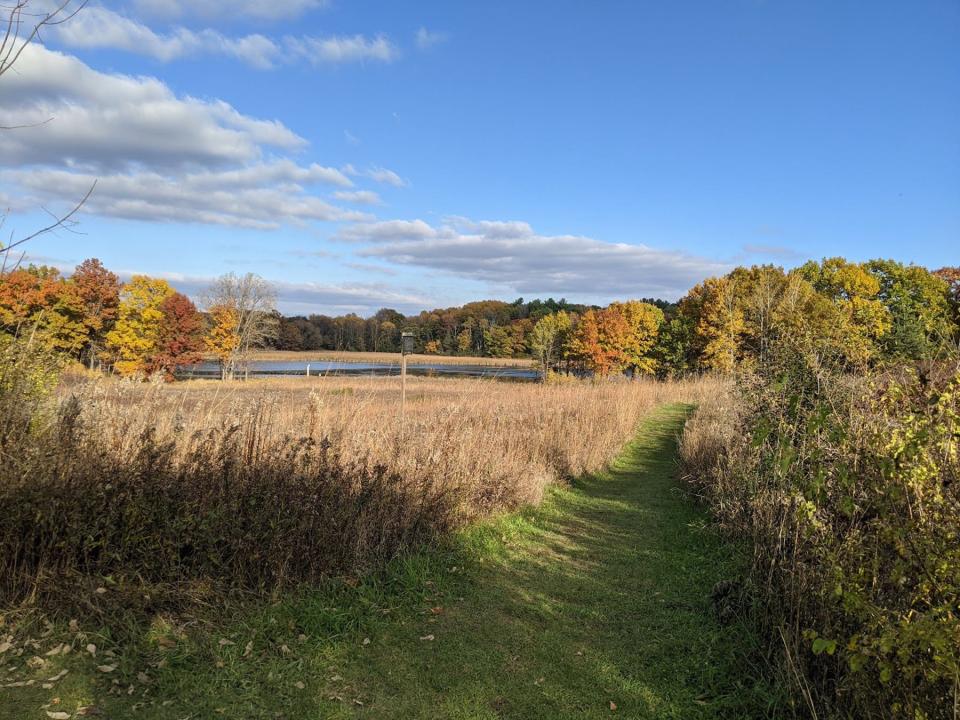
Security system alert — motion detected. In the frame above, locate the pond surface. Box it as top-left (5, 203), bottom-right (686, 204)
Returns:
top-left (180, 360), bottom-right (540, 381)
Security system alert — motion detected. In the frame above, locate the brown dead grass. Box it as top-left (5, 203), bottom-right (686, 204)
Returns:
top-left (3, 370), bottom-right (724, 609)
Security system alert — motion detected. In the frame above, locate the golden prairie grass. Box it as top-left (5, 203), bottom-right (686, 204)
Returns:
top-left (77, 373), bottom-right (722, 516)
top-left (3, 367), bottom-right (724, 610)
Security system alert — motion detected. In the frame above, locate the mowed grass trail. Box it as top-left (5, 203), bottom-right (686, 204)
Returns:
top-left (306, 403), bottom-right (772, 719)
top-left (1, 404), bottom-right (775, 719)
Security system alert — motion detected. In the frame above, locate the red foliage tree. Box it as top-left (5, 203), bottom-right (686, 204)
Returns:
top-left (72, 258), bottom-right (121, 368)
top-left (147, 292), bottom-right (205, 380)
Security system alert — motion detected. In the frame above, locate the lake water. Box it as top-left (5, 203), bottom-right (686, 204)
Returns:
top-left (180, 360), bottom-right (541, 382)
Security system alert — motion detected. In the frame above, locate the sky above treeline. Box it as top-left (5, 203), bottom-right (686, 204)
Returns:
top-left (4, 0), bottom-right (958, 316)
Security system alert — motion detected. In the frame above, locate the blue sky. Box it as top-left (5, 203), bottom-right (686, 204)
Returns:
top-left (3, 0), bottom-right (958, 315)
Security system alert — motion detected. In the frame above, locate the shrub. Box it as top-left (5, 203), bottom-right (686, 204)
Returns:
top-left (680, 364), bottom-right (960, 719)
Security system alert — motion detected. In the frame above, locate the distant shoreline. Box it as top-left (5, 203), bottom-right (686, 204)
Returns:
top-left (205, 349), bottom-right (537, 368)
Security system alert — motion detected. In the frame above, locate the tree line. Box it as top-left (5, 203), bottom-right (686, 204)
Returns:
top-left (1, 256), bottom-right (956, 380)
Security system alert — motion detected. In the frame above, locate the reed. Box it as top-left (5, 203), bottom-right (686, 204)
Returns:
top-left (1, 367), bottom-right (720, 610)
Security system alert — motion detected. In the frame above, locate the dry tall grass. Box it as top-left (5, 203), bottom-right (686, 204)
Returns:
top-left (3, 368), bottom-right (720, 610)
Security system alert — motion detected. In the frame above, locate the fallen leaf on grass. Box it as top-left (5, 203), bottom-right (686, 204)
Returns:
top-left (610, 701), bottom-right (617, 711)
top-left (0, 641), bottom-right (12, 654)
top-left (3, 679), bottom-right (35, 687)
top-left (279, 644), bottom-right (291, 655)
top-left (418, 635), bottom-right (435, 641)
top-left (45, 643), bottom-right (68, 656)
top-left (68, 620), bottom-right (79, 633)
top-left (96, 665), bottom-right (116, 673)
top-left (429, 607), bottom-right (444, 615)
top-left (27, 655), bottom-right (46, 669)
top-left (534, 677), bottom-right (545, 686)
top-left (45, 712), bottom-right (71, 719)
top-left (85, 644), bottom-right (96, 657)
top-left (294, 681), bottom-right (305, 690)
top-left (361, 638), bottom-right (370, 646)
top-left (217, 639), bottom-right (234, 647)
top-left (242, 641), bottom-right (253, 658)
top-left (47, 670), bottom-right (69, 682)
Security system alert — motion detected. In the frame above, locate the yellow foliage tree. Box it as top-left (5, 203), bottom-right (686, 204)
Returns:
top-left (205, 304), bottom-right (241, 380)
top-left (609, 300), bottom-right (664, 375)
top-left (683, 276), bottom-right (745, 373)
top-left (105, 276), bottom-right (174, 377)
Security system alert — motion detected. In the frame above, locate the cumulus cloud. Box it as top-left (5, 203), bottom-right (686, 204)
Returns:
top-left (12, 167), bottom-right (368, 229)
top-left (339, 218), bottom-right (730, 300)
top-left (46, 5), bottom-right (397, 68)
top-left (0, 45), bottom-right (303, 171)
top-left (1, 44), bottom-right (381, 229)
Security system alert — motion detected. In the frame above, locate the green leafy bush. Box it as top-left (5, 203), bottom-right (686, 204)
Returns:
top-left (681, 363), bottom-right (959, 718)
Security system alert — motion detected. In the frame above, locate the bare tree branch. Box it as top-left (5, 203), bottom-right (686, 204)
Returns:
top-left (0, 0), bottom-right (90, 276)
top-left (0, 0), bottom-right (87, 78)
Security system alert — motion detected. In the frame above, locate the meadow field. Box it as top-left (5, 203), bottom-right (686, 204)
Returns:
top-left (3, 369), bottom-right (720, 609)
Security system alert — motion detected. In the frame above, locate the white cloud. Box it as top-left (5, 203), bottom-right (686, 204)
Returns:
top-left (333, 190), bottom-right (382, 205)
top-left (0, 45), bottom-right (303, 171)
top-left (1, 44), bottom-right (382, 229)
top-left (46, 5), bottom-right (397, 68)
top-left (342, 164), bottom-right (409, 188)
top-left (415, 27), bottom-right (448, 50)
top-left (340, 217), bottom-right (730, 301)
top-left (284, 34), bottom-right (399, 65)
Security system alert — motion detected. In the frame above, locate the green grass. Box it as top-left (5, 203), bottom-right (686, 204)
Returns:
top-left (0, 404), bottom-right (780, 719)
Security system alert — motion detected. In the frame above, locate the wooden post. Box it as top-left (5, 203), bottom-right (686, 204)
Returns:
top-left (400, 332), bottom-right (414, 432)
top-left (401, 352), bottom-right (407, 421)
top-left (306, 363), bottom-right (310, 377)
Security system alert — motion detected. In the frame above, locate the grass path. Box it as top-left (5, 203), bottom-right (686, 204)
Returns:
top-left (308, 403), bottom-right (769, 719)
top-left (2, 404), bottom-right (773, 719)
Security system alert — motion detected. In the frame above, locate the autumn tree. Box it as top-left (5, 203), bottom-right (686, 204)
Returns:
top-left (609, 300), bottom-right (663, 375)
top-left (0, 265), bottom-right (87, 354)
top-left (205, 304), bottom-right (241, 379)
top-left (72, 258), bottom-right (121, 369)
top-left (105, 275), bottom-right (174, 377)
top-left (203, 273), bottom-right (278, 380)
top-left (933, 266), bottom-right (960, 339)
top-left (529, 311), bottom-right (572, 378)
top-left (566, 301), bottom-right (662, 377)
top-left (866, 260), bottom-right (953, 359)
top-left (798, 258), bottom-right (890, 365)
top-left (681, 276), bottom-right (745, 373)
top-left (146, 292), bottom-right (205, 380)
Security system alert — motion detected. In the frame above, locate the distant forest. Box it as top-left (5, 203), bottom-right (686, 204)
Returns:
top-left (272, 297), bottom-right (676, 357)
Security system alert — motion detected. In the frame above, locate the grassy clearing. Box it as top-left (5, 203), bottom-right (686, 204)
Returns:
top-left (1, 404), bottom-right (778, 719)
